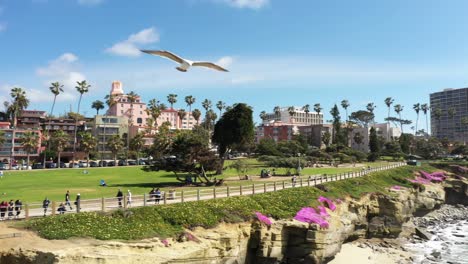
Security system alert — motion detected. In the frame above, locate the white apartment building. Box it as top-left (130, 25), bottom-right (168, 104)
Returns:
top-left (262, 107), bottom-right (323, 126)
top-left (350, 123), bottom-right (402, 152)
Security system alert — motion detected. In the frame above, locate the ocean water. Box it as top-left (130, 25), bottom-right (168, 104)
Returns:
top-left (406, 220), bottom-right (468, 264)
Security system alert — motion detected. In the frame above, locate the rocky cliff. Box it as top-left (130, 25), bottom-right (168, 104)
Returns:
top-left (1, 179), bottom-right (466, 264)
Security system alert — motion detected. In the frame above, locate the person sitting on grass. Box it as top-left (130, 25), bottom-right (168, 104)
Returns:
top-left (100, 179), bottom-right (107, 187)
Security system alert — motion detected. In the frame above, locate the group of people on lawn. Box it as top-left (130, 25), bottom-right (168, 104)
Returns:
top-left (0, 199), bottom-right (22, 220)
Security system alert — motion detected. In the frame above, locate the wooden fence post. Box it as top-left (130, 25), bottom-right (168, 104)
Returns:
top-left (274, 182), bottom-right (277, 191)
top-left (163, 193), bottom-right (167, 204)
top-left (240, 185), bottom-right (243, 195)
top-left (252, 184), bottom-right (255, 194)
top-left (123, 195), bottom-right (127, 209)
top-left (101, 197), bottom-right (105, 212)
top-left (227, 186), bottom-right (230, 197)
top-left (77, 200), bottom-right (81, 213)
top-left (314, 177), bottom-right (317, 186)
top-left (300, 177), bottom-right (303, 187)
top-left (51, 201), bottom-right (56, 215)
top-left (282, 181), bottom-right (285, 189)
top-left (213, 188), bottom-right (217, 199)
top-left (264, 183), bottom-right (267, 193)
top-left (307, 177), bottom-right (310, 186)
top-left (25, 204), bottom-right (29, 219)
top-left (181, 190), bottom-right (184, 203)
top-left (143, 193), bottom-right (146, 207)
top-left (197, 189), bottom-right (200, 201)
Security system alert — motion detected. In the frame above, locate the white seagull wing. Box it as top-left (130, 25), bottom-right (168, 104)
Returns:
top-left (141, 50), bottom-right (185, 64)
top-left (192, 61), bottom-right (229, 72)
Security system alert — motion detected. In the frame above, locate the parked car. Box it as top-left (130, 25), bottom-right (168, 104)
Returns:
top-left (118, 160), bottom-right (128, 166)
top-left (127, 160), bottom-right (137, 165)
top-left (0, 163), bottom-right (7, 170)
top-left (32, 163), bottom-right (44, 169)
top-left (10, 164), bottom-right (19, 170)
top-left (59, 162), bottom-right (66, 168)
top-left (89, 161), bottom-right (98, 167)
top-left (69, 162), bottom-right (80, 168)
top-left (45, 162), bottom-right (57, 169)
top-left (98, 160), bottom-right (108, 167)
top-left (107, 161), bottom-right (116, 167)
top-left (78, 162), bottom-right (88, 168)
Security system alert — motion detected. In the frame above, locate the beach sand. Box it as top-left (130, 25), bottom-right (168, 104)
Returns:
top-left (329, 240), bottom-right (410, 264)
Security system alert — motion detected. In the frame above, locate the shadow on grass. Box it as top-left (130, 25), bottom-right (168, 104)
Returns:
top-left (108, 182), bottom-right (185, 189)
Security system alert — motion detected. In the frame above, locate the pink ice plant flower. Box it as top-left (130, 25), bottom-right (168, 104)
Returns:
top-left (419, 171), bottom-right (445, 182)
top-left (294, 207), bottom-right (329, 228)
top-left (317, 196), bottom-right (337, 211)
top-left (317, 206), bottom-right (330, 217)
top-left (391, 185), bottom-right (403, 190)
top-left (161, 239), bottom-right (169, 247)
top-left (335, 198), bottom-right (343, 204)
top-left (408, 177), bottom-right (431, 185)
top-left (255, 212), bottom-right (272, 226)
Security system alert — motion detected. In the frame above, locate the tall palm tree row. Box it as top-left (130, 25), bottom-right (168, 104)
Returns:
top-left (21, 131), bottom-right (40, 168)
top-left (51, 130), bottom-right (69, 167)
top-left (202, 99), bottom-right (212, 113)
top-left (107, 134), bottom-right (124, 166)
top-left (184, 95), bottom-right (196, 122)
top-left (146, 98), bottom-right (166, 129)
top-left (126, 91), bottom-right (139, 162)
top-left (130, 132), bottom-right (145, 164)
top-left (192, 109), bottom-right (202, 125)
top-left (178, 109), bottom-right (187, 127)
top-left (73, 80), bottom-right (90, 163)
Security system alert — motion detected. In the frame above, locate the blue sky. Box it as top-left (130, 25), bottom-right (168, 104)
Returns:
top-left (1, 0), bottom-right (468, 131)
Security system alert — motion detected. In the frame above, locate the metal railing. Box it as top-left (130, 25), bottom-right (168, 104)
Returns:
top-left (2, 163), bottom-right (406, 220)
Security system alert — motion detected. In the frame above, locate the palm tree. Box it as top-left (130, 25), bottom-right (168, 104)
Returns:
top-left (421, 104), bottom-right (429, 136)
top-left (44, 82), bottom-right (64, 165)
top-left (192, 109), bottom-right (202, 125)
top-left (433, 107), bottom-right (443, 137)
top-left (79, 131), bottom-right (97, 167)
top-left (167, 94), bottom-right (177, 109)
top-left (146, 99), bottom-right (165, 129)
top-left (461, 117), bottom-right (468, 145)
top-left (91, 100), bottom-right (104, 115)
top-left (107, 134), bottom-right (123, 166)
top-left (185, 95), bottom-right (196, 122)
top-left (130, 132), bottom-right (145, 164)
top-left (413, 103), bottom-right (421, 135)
top-left (178, 109), bottom-right (187, 127)
top-left (21, 131), bottom-right (39, 169)
top-left (448, 107), bottom-right (457, 140)
top-left (202, 99), bottom-right (212, 112)
top-left (73, 80), bottom-right (90, 163)
top-left (259, 111), bottom-right (267, 121)
top-left (273, 106), bottom-right (281, 121)
top-left (10, 87), bottom-right (29, 127)
top-left (287, 106), bottom-right (296, 123)
top-left (126, 91), bottom-right (139, 162)
top-left (384, 97), bottom-right (394, 140)
top-left (205, 109), bottom-right (217, 131)
top-left (366, 102), bottom-right (376, 125)
top-left (216, 101), bottom-right (226, 117)
top-left (341, 100), bottom-right (350, 122)
top-left (394, 104), bottom-right (404, 133)
top-left (313, 103), bottom-right (322, 114)
top-left (102, 94), bottom-right (117, 160)
top-left (51, 130), bottom-right (69, 168)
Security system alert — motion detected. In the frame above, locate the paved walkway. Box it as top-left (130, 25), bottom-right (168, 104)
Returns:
top-left (10, 163), bottom-right (406, 220)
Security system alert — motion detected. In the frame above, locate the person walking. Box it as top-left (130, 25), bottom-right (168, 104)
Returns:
top-left (42, 197), bottom-right (50, 216)
top-left (291, 175), bottom-right (297, 187)
top-left (116, 189), bottom-right (123, 208)
top-left (65, 190), bottom-right (73, 210)
top-left (7, 200), bottom-right (14, 220)
top-left (127, 190), bottom-right (132, 208)
top-left (14, 199), bottom-right (22, 218)
top-left (155, 188), bottom-right (161, 204)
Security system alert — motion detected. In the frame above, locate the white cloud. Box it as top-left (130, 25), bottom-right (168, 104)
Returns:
top-left (105, 27), bottom-right (159, 57)
top-left (216, 56), bottom-right (234, 68)
top-left (77, 0), bottom-right (104, 6)
top-left (35, 53), bottom-right (86, 103)
top-left (219, 0), bottom-right (269, 9)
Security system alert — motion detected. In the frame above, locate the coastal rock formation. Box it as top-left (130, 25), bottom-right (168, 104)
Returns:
top-left (0, 178), bottom-right (466, 264)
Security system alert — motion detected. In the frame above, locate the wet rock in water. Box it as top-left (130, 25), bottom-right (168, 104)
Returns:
top-left (430, 251), bottom-right (441, 259)
top-left (415, 227), bottom-right (432, 240)
top-left (452, 233), bottom-right (465, 238)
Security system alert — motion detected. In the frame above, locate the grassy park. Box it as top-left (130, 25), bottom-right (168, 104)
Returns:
top-left (0, 159), bottom-right (392, 203)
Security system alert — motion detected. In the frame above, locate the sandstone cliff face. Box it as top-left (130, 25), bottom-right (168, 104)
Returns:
top-left (0, 180), bottom-right (465, 264)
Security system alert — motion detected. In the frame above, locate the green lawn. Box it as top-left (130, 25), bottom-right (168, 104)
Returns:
top-left (0, 159), bottom-right (397, 203)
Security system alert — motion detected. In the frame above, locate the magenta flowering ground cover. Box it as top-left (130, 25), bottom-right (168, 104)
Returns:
top-left (318, 196), bottom-right (337, 211)
top-left (419, 171), bottom-right (445, 182)
top-left (294, 207), bottom-right (329, 228)
top-left (408, 177), bottom-right (431, 184)
top-left (391, 185), bottom-right (403, 190)
top-left (317, 206), bottom-right (329, 217)
top-left (255, 212), bottom-right (272, 226)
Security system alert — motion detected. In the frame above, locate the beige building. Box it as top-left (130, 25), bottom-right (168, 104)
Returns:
top-left (262, 107), bottom-right (323, 126)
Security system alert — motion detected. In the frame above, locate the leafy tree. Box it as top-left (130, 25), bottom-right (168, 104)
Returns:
top-left (277, 140), bottom-right (306, 157)
top-left (51, 130), bottom-right (69, 166)
top-left (368, 127), bottom-right (380, 161)
top-left (130, 132), bottom-right (145, 163)
top-left (203, 109), bottom-right (217, 131)
top-left (212, 103), bottom-right (254, 174)
top-left (167, 94), bottom-right (178, 109)
top-left (229, 159), bottom-right (249, 176)
top-left (0, 130), bottom-right (5, 147)
top-left (414, 137), bottom-right (443, 159)
top-left (178, 109), bottom-right (187, 124)
top-left (21, 131), bottom-right (40, 167)
top-left (330, 104), bottom-right (346, 146)
top-left (256, 138), bottom-right (282, 156)
top-left (394, 104), bottom-right (404, 131)
top-left (399, 133), bottom-right (413, 154)
top-left (366, 102), bottom-right (376, 125)
top-left (322, 131), bottom-right (331, 147)
top-left (79, 131), bottom-right (97, 167)
top-left (383, 140), bottom-right (404, 160)
top-left (107, 134), bottom-right (124, 165)
top-left (73, 80), bottom-right (90, 162)
top-left (353, 132), bottom-right (363, 146)
top-left (349, 110), bottom-right (374, 127)
top-left (91, 100), bottom-right (104, 115)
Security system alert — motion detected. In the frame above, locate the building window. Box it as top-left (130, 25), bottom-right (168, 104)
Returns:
top-left (121, 104), bottom-right (124, 107)
top-left (121, 110), bottom-right (123, 114)
top-left (137, 118), bottom-right (142, 124)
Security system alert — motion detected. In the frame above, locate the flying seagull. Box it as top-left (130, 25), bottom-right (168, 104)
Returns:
top-left (141, 50), bottom-right (229, 72)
